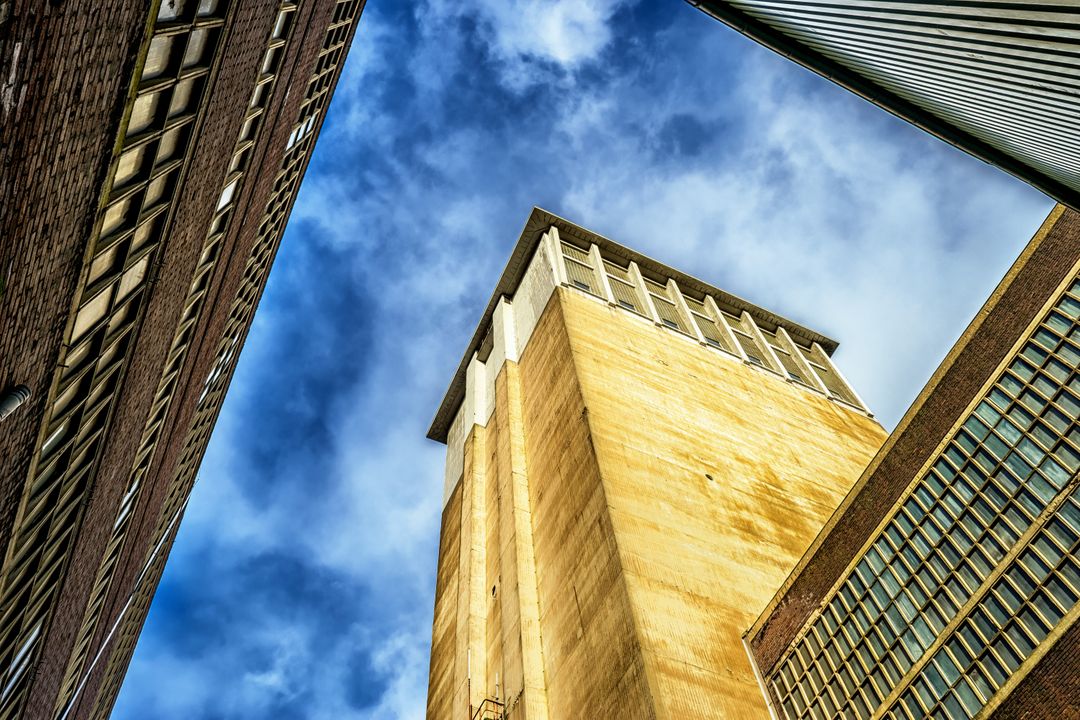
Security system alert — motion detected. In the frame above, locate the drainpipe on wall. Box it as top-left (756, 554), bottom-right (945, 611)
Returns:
top-left (0, 385), bottom-right (31, 421)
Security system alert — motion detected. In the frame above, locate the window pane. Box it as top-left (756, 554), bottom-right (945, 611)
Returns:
top-left (73, 286), bottom-right (112, 341)
top-left (115, 145), bottom-right (150, 187)
top-left (130, 91), bottom-right (165, 137)
top-left (183, 29), bottom-right (214, 69)
top-left (117, 256), bottom-right (150, 302)
top-left (157, 0), bottom-right (188, 22)
top-left (142, 35), bottom-right (177, 81)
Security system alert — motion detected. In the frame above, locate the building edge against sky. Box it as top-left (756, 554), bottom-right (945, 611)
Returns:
top-left (687, 1), bottom-right (1080, 211)
top-left (746, 206), bottom-right (1080, 720)
top-left (425, 208), bottom-right (888, 718)
top-left (0, 1), bottom-right (364, 718)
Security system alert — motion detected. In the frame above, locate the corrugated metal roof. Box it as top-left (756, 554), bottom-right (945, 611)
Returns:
top-left (689, 0), bottom-right (1080, 210)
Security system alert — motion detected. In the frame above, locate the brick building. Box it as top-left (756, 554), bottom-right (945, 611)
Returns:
top-left (684, 4), bottom-right (1080, 716)
top-left (0, 1), bottom-right (364, 717)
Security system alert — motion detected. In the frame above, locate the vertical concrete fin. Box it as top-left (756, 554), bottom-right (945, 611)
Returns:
top-left (455, 427), bottom-right (488, 715)
top-left (504, 362), bottom-right (550, 720)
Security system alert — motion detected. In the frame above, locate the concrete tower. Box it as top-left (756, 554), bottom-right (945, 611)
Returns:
top-left (425, 209), bottom-right (888, 719)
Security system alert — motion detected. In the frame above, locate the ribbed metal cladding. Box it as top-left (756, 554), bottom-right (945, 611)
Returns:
top-left (689, 1), bottom-right (1080, 210)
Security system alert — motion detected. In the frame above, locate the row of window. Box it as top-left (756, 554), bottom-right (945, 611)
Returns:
top-left (50, 4), bottom-right (301, 717)
top-left (87, 521), bottom-right (174, 720)
top-left (558, 240), bottom-right (863, 409)
top-left (284, 9), bottom-right (355, 158)
top-left (884, 495), bottom-right (1079, 720)
top-left (768, 277), bottom-right (1080, 720)
top-left (85, 4), bottom-right (364, 715)
top-left (0, 4), bottom-right (231, 717)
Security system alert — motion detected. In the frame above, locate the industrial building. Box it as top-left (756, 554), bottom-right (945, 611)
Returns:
top-left (746, 208), bottom-right (1080, 719)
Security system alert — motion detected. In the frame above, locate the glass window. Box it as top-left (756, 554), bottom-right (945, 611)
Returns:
top-left (603, 261), bottom-right (642, 313)
top-left (72, 286), bottom-right (112, 341)
top-left (115, 145), bottom-right (151, 188)
top-left (272, 9), bottom-right (293, 39)
top-left (117, 256), bottom-right (150, 302)
top-left (155, 125), bottom-right (189, 165)
top-left (142, 35), bottom-right (178, 81)
top-left (128, 91), bottom-right (164, 136)
top-left (261, 47), bottom-right (281, 75)
top-left (142, 170), bottom-right (175, 210)
top-left (1, 623), bottom-right (42, 700)
top-left (725, 312), bottom-right (769, 366)
top-left (560, 243), bottom-right (596, 294)
top-left (157, 0), bottom-right (188, 22)
top-left (88, 243), bottom-right (124, 287)
top-left (197, 0), bottom-right (223, 17)
top-left (250, 80), bottom-right (270, 108)
top-left (183, 28), bottom-right (215, 69)
top-left (643, 278), bottom-right (686, 332)
top-left (217, 178), bottom-right (239, 211)
top-left (132, 214), bottom-right (162, 253)
top-left (168, 77), bottom-right (201, 118)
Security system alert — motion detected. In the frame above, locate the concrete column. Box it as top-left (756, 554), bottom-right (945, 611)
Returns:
top-left (705, 297), bottom-right (745, 359)
top-left (544, 228), bottom-right (568, 286)
top-left (628, 262), bottom-right (662, 325)
top-left (668, 279), bottom-right (705, 343)
top-left (504, 362), bottom-right (550, 720)
top-left (455, 427), bottom-right (489, 716)
top-left (589, 244), bottom-right (617, 306)
top-left (742, 312), bottom-right (784, 374)
top-left (811, 342), bottom-right (871, 413)
top-left (777, 327), bottom-right (828, 394)
top-left (466, 354), bottom-right (489, 429)
top-left (494, 297), bottom-right (518, 364)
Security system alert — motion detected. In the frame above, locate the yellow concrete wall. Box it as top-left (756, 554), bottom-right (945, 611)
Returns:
top-left (518, 296), bottom-right (656, 719)
top-left (427, 482), bottom-right (461, 720)
top-left (558, 288), bottom-right (887, 718)
top-left (427, 287), bottom-right (887, 719)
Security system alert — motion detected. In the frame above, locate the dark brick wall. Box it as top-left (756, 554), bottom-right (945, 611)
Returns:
top-left (8, 3), bottom-right (283, 718)
top-left (22, 1), bottom-right (283, 715)
top-left (991, 620), bottom-right (1080, 720)
top-left (748, 208), bottom-right (1080, 683)
top-left (0, 0), bottom-right (149, 563)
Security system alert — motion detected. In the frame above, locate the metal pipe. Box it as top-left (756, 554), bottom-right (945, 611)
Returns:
top-left (0, 385), bottom-right (31, 421)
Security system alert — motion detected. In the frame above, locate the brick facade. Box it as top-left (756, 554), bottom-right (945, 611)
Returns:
top-left (0, 1), bottom-right (364, 717)
top-left (992, 622), bottom-right (1080, 720)
top-left (0, 0), bottom-right (147, 559)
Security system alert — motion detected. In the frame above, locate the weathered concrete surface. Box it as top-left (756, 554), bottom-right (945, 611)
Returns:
top-left (428, 287), bottom-right (886, 718)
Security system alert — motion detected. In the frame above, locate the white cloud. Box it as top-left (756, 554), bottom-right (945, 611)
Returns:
top-left (422, 0), bottom-right (631, 89)
top-left (548, 48), bottom-right (1054, 428)
top-left (364, 629), bottom-right (430, 720)
top-left (239, 626), bottom-right (307, 701)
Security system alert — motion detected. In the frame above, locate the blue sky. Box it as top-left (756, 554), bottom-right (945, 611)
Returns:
top-left (112, 1), bottom-right (1054, 718)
